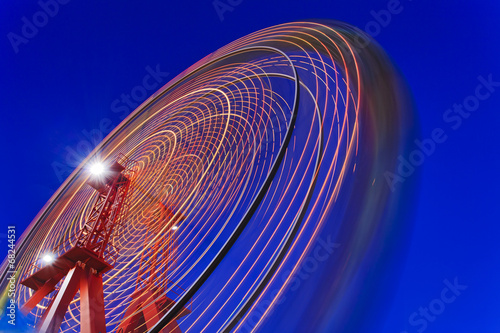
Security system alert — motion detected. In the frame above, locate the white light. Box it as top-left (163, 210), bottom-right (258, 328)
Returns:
top-left (171, 225), bottom-right (179, 230)
top-left (42, 253), bottom-right (54, 264)
top-left (89, 162), bottom-right (105, 176)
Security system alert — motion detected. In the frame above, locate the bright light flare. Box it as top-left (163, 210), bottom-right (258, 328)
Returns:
top-left (171, 225), bottom-right (179, 230)
top-left (89, 162), bottom-right (106, 176)
top-left (42, 253), bottom-right (55, 264)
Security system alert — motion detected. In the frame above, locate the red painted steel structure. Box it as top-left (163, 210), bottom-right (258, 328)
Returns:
top-left (20, 154), bottom-right (137, 333)
top-left (117, 204), bottom-right (191, 333)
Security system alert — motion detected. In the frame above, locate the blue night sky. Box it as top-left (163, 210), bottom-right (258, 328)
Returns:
top-left (1, 0), bottom-right (499, 332)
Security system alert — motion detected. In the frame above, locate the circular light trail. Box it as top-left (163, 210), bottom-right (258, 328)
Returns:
top-left (0, 21), bottom-right (414, 333)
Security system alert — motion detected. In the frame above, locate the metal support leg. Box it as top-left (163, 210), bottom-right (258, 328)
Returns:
top-left (38, 266), bottom-right (84, 333)
top-left (80, 268), bottom-right (107, 333)
top-left (20, 274), bottom-right (64, 315)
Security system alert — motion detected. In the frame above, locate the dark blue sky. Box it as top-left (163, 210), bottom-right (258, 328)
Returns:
top-left (1, 0), bottom-right (499, 332)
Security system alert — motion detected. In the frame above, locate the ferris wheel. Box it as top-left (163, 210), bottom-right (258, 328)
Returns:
top-left (0, 21), bottom-right (414, 333)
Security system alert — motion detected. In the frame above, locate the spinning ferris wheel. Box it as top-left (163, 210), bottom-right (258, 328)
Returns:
top-left (0, 21), bottom-right (413, 333)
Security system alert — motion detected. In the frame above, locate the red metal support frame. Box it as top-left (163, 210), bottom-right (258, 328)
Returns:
top-left (20, 154), bottom-right (137, 333)
top-left (37, 264), bottom-right (84, 333)
top-left (116, 203), bottom-right (191, 333)
top-left (80, 267), bottom-right (106, 333)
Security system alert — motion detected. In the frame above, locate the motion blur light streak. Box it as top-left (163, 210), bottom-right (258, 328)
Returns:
top-left (0, 21), bottom-right (415, 332)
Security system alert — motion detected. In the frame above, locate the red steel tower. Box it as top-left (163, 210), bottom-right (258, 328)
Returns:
top-left (117, 203), bottom-right (191, 333)
top-left (20, 154), bottom-right (137, 333)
